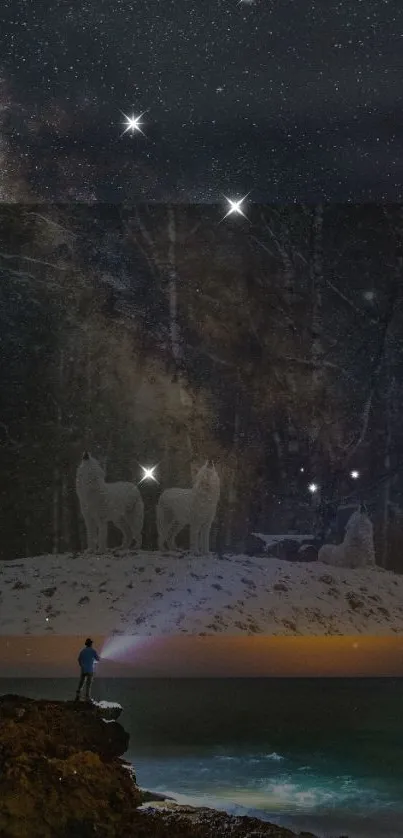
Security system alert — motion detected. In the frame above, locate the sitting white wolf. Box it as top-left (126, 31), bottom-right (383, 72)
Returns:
top-left (156, 460), bottom-right (220, 555)
top-left (76, 451), bottom-right (144, 552)
top-left (318, 505), bottom-right (376, 569)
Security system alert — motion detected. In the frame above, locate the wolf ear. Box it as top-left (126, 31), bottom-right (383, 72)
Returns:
top-left (83, 451), bottom-right (90, 460)
top-left (360, 503), bottom-right (368, 515)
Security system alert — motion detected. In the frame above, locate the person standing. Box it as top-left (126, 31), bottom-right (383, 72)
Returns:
top-left (75, 638), bottom-right (100, 702)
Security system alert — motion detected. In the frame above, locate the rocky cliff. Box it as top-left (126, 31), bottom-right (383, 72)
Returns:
top-left (0, 694), bottom-right (345, 838)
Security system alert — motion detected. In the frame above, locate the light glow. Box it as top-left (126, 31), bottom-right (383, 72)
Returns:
top-left (100, 635), bottom-right (155, 663)
top-left (121, 111), bottom-right (146, 136)
top-left (363, 290), bottom-right (375, 302)
top-left (221, 193), bottom-right (250, 221)
top-left (139, 465), bottom-right (158, 484)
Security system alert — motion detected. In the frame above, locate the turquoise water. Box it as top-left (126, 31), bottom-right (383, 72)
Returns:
top-left (2, 677), bottom-right (403, 837)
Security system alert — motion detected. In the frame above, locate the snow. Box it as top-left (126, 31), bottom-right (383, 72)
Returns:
top-left (252, 533), bottom-right (315, 547)
top-left (0, 549), bottom-right (402, 635)
top-left (93, 700), bottom-right (122, 710)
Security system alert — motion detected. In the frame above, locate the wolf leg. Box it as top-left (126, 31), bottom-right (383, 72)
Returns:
top-left (131, 497), bottom-right (144, 550)
top-left (131, 499), bottom-right (144, 550)
top-left (117, 520), bottom-right (132, 550)
top-left (156, 500), bottom-right (166, 550)
top-left (166, 520), bottom-right (183, 551)
top-left (132, 525), bottom-right (143, 550)
top-left (200, 522), bottom-right (211, 555)
top-left (96, 519), bottom-right (108, 552)
top-left (190, 523), bottom-right (201, 554)
top-left (83, 513), bottom-right (97, 552)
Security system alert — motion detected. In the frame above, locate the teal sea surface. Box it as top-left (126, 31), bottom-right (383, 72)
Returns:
top-left (1, 677), bottom-right (403, 838)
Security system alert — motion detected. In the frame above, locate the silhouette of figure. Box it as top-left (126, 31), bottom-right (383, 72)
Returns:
top-left (75, 638), bottom-right (100, 702)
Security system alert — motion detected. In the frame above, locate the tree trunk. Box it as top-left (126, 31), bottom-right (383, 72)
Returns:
top-left (52, 349), bottom-right (64, 554)
top-left (167, 206), bottom-right (180, 368)
top-left (379, 364), bottom-right (393, 568)
top-left (272, 427), bottom-right (287, 484)
top-left (308, 204), bottom-right (324, 523)
top-left (52, 467), bottom-right (60, 554)
top-left (221, 407), bottom-right (244, 551)
top-left (166, 206), bottom-right (193, 486)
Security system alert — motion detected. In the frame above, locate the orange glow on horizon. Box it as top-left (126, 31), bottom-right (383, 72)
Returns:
top-left (0, 635), bottom-right (402, 678)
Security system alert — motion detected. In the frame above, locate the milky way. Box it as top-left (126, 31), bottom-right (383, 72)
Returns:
top-left (0, 0), bottom-right (402, 202)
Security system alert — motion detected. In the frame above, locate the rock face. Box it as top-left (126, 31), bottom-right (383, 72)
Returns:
top-left (144, 806), bottom-right (320, 838)
top-left (0, 694), bottom-right (345, 838)
top-left (0, 694), bottom-right (140, 838)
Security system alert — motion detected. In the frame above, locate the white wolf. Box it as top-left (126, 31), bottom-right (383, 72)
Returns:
top-left (318, 506), bottom-right (376, 569)
top-left (156, 460), bottom-right (220, 555)
top-left (76, 452), bottom-right (144, 552)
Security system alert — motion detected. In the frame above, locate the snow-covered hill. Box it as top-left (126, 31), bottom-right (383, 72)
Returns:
top-left (0, 550), bottom-right (402, 635)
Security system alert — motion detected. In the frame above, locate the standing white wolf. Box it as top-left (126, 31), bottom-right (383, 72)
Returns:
top-left (156, 460), bottom-right (220, 555)
top-left (76, 452), bottom-right (144, 552)
top-left (318, 505), bottom-right (376, 569)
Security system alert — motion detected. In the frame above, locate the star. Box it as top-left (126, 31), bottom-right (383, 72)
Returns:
top-left (139, 465), bottom-right (158, 484)
top-left (121, 111), bottom-right (146, 136)
top-left (363, 290), bottom-right (375, 302)
top-left (221, 193), bottom-right (250, 222)
top-left (350, 470), bottom-right (360, 480)
top-left (308, 483), bottom-right (319, 494)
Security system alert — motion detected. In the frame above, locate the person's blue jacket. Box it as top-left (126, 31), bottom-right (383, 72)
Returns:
top-left (78, 646), bottom-right (100, 673)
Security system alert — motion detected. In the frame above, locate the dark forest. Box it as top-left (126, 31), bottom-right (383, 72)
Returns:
top-left (1, 203), bottom-right (403, 568)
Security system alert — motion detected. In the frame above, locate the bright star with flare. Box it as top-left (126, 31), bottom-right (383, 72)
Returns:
top-left (308, 482), bottom-right (319, 494)
top-left (139, 465), bottom-right (158, 484)
top-left (221, 193), bottom-right (250, 221)
top-left (121, 111), bottom-right (146, 136)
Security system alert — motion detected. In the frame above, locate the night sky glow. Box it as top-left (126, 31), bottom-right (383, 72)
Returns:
top-left (0, 0), bottom-right (401, 202)
top-left (1, 636), bottom-right (403, 678)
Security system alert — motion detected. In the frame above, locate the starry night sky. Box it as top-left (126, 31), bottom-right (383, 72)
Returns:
top-left (1, 0), bottom-right (402, 202)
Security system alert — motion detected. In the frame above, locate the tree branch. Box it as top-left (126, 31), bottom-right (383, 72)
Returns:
top-left (0, 421), bottom-right (19, 447)
top-left (0, 253), bottom-right (72, 271)
top-left (276, 355), bottom-right (343, 372)
top-left (325, 276), bottom-right (378, 325)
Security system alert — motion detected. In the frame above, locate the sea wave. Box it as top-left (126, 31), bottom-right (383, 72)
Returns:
top-left (140, 788), bottom-right (403, 838)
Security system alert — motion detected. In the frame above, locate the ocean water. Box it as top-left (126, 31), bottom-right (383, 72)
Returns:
top-left (1, 677), bottom-right (403, 838)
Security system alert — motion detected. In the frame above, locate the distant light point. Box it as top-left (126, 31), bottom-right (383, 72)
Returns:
top-left (363, 290), bottom-right (375, 302)
top-left (221, 193), bottom-right (250, 222)
top-left (121, 111), bottom-right (146, 136)
top-left (350, 470), bottom-right (360, 480)
top-left (308, 483), bottom-right (319, 494)
top-left (139, 465), bottom-right (158, 484)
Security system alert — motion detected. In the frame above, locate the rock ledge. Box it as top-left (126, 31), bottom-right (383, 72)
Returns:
top-left (0, 694), bottom-right (347, 838)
